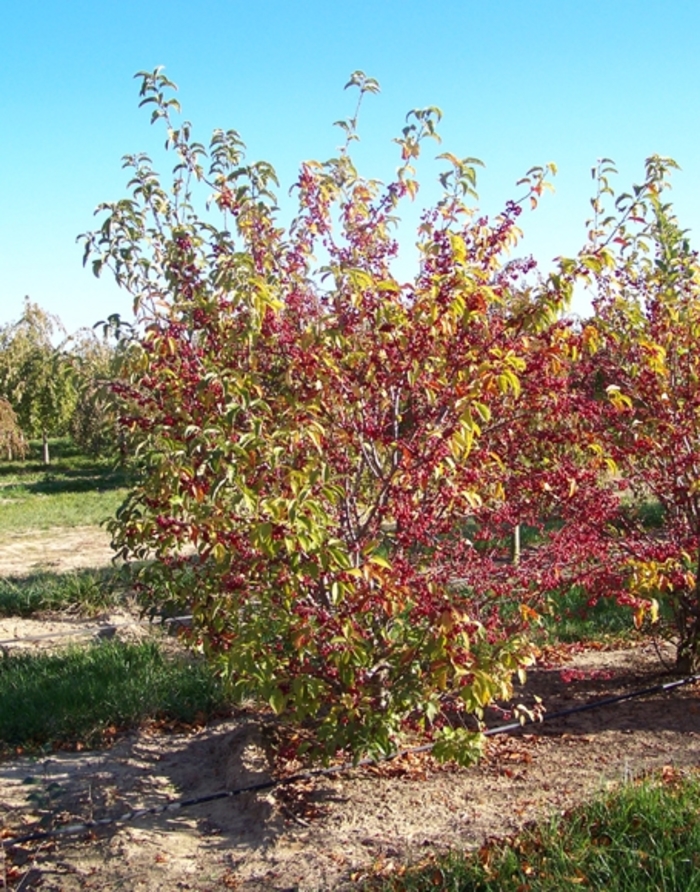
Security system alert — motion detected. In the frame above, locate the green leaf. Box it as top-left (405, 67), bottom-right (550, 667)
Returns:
top-left (269, 688), bottom-right (286, 715)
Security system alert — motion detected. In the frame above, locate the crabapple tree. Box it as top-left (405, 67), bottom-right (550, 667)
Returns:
top-left (576, 156), bottom-right (700, 672)
top-left (82, 68), bottom-right (590, 762)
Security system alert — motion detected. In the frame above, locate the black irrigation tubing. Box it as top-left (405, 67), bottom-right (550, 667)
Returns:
top-left (481, 670), bottom-right (700, 737)
top-left (1, 753), bottom-right (390, 848)
top-left (3, 673), bottom-right (698, 848)
top-left (3, 671), bottom-right (699, 849)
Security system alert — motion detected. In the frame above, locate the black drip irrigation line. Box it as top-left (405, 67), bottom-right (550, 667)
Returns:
top-left (481, 670), bottom-right (700, 737)
top-left (3, 671), bottom-right (699, 849)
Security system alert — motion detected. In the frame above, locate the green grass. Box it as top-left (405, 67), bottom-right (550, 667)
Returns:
top-left (368, 770), bottom-right (700, 891)
top-left (537, 583), bottom-right (677, 648)
top-left (539, 586), bottom-right (641, 645)
top-left (0, 640), bottom-right (231, 753)
top-left (0, 438), bottom-right (129, 532)
top-left (635, 497), bottom-right (666, 529)
top-left (0, 566), bottom-right (132, 617)
top-left (0, 489), bottom-right (127, 533)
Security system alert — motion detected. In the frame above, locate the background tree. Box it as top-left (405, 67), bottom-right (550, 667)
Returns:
top-left (68, 327), bottom-right (120, 457)
top-left (0, 397), bottom-right (27, 460)
top-left (0, 299), bottom-right (77, 464)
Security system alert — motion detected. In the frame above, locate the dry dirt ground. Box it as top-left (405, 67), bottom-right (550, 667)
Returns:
top-left (0, 527), bottom-right (116, 578)
top-left (1, 531), bottom-right (699, 891)
top-left (0, 526), bottom-right (136, 656)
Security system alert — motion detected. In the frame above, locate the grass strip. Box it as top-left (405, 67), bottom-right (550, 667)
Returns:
top-left (0, 437), bottom-right (120, 478)
top-left (0, 438), bottom-right (130, 532)
top-left (0, 488), bottom-right (127, 533)
top-left (369, 769), bottom-right (700, 891)
top-left (0, 640), bottom-right (231, 753)
top-left (0, 567), bottom-right (131, 617)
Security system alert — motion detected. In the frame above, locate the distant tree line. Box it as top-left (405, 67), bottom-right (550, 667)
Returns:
top-left (0, 297), bottom-right (119, 464)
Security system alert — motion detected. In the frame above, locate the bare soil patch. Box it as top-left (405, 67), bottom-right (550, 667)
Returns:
top-left (0, 609), bottom-right (151, 654)
top-left (2, 640), bottom-right (699, 891)
top-left (0, 527), bottom-right (116, 577)
top-left (0, 527), bottom-right (135, 654)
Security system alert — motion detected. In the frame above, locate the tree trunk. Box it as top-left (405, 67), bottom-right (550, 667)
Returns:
top-left (675, 639), bottom-right (699, 675)
top-left (42, 430), bottom-right (50, 465)
top-left (511, 524), bottom-right (521, 565)
top-left (675, 593), bottom-right (700, 675)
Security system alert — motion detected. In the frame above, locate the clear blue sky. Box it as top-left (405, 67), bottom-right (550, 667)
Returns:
top-left (2, 0), bottom-right (699, 334)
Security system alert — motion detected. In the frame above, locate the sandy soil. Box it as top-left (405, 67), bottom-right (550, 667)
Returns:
top-left (0, 527), bottom-right (116, 578)
top-left (2, 642), bottom-right (699, 891)
top-left (0, 526), bottom-right (138, 655)
top-left (1, 531), bottom-right (699, 890)
top-left (0, 608), bottom-right (151, 654)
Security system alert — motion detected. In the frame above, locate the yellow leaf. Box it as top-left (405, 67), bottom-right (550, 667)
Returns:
top-left (269, 689), bottom-right (286, 715)
top-left (368, 554), bottom-right (392, 570)
top-left (449, 233), bottom-right (467, 264)
top-left (633, 605), bottom-right (645, 630)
